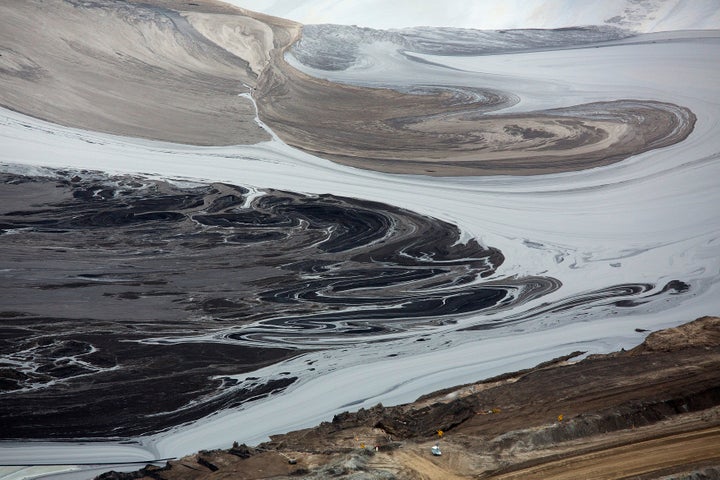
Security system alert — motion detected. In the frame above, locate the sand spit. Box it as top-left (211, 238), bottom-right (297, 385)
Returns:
top-left (0, 0), bottom-right (697, 175)
top-left (98, 316), bottom-right (720, 479)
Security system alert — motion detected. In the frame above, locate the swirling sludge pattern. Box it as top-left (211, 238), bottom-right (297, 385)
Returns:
top-left (0, 171), bottom-right (559, 437)
top-left (0, 162), bottom-right (700, 439)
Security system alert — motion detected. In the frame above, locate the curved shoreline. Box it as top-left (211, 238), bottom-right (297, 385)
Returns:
top-left (255, 40), bottom-right (696, 175)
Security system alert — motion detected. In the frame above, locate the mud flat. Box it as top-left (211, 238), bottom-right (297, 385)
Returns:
top-left (98, 316), bottom-right (720, 479)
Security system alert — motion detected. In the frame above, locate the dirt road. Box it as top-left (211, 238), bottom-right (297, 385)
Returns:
top-left (486, 427), bottom-right (720, 480)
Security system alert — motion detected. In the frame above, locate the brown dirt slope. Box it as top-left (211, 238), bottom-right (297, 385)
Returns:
top-left (100, 316), bottom-right (720, 480)
top-left (0, 0), bottom-right (294, 145)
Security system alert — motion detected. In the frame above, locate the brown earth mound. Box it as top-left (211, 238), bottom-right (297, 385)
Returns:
top-left (629, 315), bottom-right (720, 353)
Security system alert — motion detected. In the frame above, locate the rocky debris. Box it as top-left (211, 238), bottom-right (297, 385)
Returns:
top-left (629, 316), bottom-right (720, 354)
top-left (228, 442), bottom-right (256, 459)
top-left (97, 464), bottom-right (171, 480)
top-left (373, 398), bottom-right (477, 438)
top-left (656, 467), bottom-right (720, 480)
top-left (196, 456), bottom-right (218, 472)
top-left (489, 386), bottom-right (720, 453)
top-left (298, 449), bottom-right (397, 480)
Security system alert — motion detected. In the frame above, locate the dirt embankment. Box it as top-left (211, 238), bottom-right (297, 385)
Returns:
top-left (100, 316), bottom-right (720, 480)
top-left (0, 0), bottom-right (298, 145)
